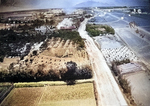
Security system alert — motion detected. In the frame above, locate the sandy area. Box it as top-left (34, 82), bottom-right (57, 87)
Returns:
top-left (124, 71), bottom-right (150, 106)
top-left (94, 35), bottom-right (123, 49)
top-left (0, 57), bottom-right (20, 70)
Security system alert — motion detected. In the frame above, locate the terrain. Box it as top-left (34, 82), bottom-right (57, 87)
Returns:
top-left (0, 6), bottom-right (150, 106)
top-left (88, 7), bottom-right (150, 105)
top-left (78, 18), bottom-right (128, 106)
top-left (0, 83), bottom-right (96, 106)
top-left (0, 9), bottom-right (92, 82)
top-left (0, 9), bottom-right (95, 106)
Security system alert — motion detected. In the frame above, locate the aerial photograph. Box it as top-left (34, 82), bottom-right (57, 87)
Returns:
top-left (0, 0), bottom-right (150, 106)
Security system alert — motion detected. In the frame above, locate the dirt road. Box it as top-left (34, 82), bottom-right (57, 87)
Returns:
top-left (78, 19), bottom-right (128, 106)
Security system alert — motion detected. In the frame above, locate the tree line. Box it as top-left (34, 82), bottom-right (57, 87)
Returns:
top-left (0, 61), bottom-right (92, 83)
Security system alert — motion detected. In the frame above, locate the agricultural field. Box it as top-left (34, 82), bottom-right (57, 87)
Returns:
top-left (0, 83), bottom-right (12, 95)
top-left (0, 83), bottom-right (96, 106)
top-left (0, 83), bottom-right (13, 103)
top-left (0, 31), bottom-right (92, 82)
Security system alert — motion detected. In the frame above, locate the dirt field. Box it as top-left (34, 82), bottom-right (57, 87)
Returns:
top-left (0, 83), bottom-right (96, 106)
top-left (0, 57), bottom-right (20, 70)
top-left (124, 71), bottom-right (150, 106)
top-left (18, 37), bottom-right (90, 73)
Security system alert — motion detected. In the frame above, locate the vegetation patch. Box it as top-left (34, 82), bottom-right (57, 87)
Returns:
top-left (0, 14), bottom-right (56, 62)
top-left (118, 76), bottom-right (131, 94)
top-left (14, 83), bottom-right (44, 88)
top-left (49, 30), bottom-right (85, 48)
top-left (0, 83), bottom-right (14, 103)
top-left (0, 28), bottom-right (84, 62)
top-left (1, 87), bottom-right (43, 106)
top-left (14, 79), bottom-right (93, 88)
top-left (1, 83), bottom-right (96, 106)
top-left (0, 28), bottom-right (46, 62)
top-left (113, 59), bottom-right (130, 66)
top-left (0, 83), bottom-right (12, 94)
top-left (86, 24), bottom-right (115, 37)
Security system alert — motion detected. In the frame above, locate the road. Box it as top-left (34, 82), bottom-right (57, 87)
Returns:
top-left (78, 19), bottom-right (128, 106)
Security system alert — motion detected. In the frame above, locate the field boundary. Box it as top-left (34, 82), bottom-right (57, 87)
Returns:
top-left (1, 82), bottom-right (96, 106)
top-left (0, 85), bottom-right (14, 103)
top-left (14, 79), bottom-right (94, 88)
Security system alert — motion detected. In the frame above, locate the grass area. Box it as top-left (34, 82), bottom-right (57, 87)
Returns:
top-left (14, 79), bottom-right (94, 88)
top-left (0, 86), bottom-right (10, 93)
top-left (0, 83), bottom-right (13, 104)
top-left (41, 83), bottom-right (94, 101)
top-left (14, 81), bottom-right (66, 88)
top-left (1, 87), bottom-right (43, 106)
top-left (1, 83), bottom-right (96, 106)
top-left (86, 24), bottom-right (115, 37)
top-left (0, 83), bottom-right (12, 86)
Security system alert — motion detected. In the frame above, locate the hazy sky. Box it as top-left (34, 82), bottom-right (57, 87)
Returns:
top-left (1, 0), bottom-right (149, 8)
top-left (32, 0), bottom-right (149, 8)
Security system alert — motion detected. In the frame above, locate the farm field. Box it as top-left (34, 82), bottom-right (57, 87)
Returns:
top-left (0, 83), bottom-right (96, 106)
top-left (0, 83), bottom-right (13, 103)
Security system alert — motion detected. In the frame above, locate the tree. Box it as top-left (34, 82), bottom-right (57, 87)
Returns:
top-left (65, 61), bottom-right (77, 80)
top-left (64, 61), bottom-right (93, 85)
top-left (39, 13), bottom-right (45, 19)
top-left (32, 50), bottom-right (37, 56)
top-left (64, 61), bottom-right (77, 85)
top-left (49, 20), bottom-right (55, 25)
